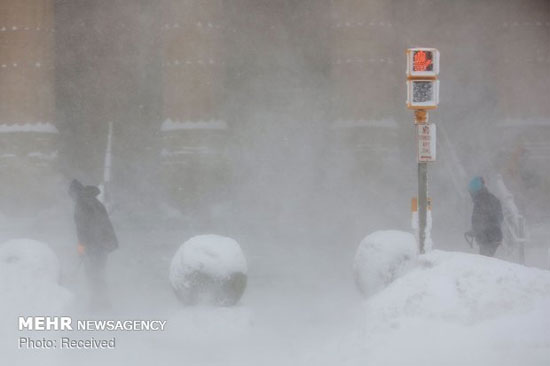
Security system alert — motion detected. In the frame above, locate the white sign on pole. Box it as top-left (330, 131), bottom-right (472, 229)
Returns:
top-left (417, 123), bottom-right (436, 162)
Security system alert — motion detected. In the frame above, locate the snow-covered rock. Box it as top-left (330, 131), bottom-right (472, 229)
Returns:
top-left (0, 239), bottom-right (72, 315)
top-left (170, 235), bottom-right (247, 306)
top-left (353, 230), bottom-right (417, 297)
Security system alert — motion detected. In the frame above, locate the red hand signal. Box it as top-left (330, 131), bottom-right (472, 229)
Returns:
top-left (414, 51), bottom-right (432, 71)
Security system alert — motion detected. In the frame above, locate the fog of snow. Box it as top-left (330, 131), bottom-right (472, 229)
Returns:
top-left (1, 1), bottom-right (550, 366)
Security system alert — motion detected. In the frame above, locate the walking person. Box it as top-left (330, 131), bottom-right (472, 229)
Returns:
top-left (465, 176), bottom-right (504, 257)
top-left (69, 179), bottom-right (118, 310)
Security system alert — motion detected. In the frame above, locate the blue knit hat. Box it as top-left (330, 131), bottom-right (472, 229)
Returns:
top-left (468, 176), bottom-right (484, 194)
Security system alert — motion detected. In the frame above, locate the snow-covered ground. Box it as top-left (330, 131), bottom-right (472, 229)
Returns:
top-left (353, 230), bottom-right (417, 297)
top-left (0, 239), bottom-right (73, 365)
top-left (0, 239), bottom-right (73, 318)
top-left (1, 214), bottom-right (549, 366)
top-left (317, 249), bottom-right (550, 366)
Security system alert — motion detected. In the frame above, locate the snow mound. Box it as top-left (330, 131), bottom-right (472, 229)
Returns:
top-left (353, 230), bottom-right (417, 297)
top-left (161, 118), bottom-right (228, 131)
top-left (170, 235), bottom-right (247, 306)
top-left (362, 250), bottom-right (550, 366)
top-left (0, 238), bottom-right (60, 283)
top-left (0, 239), bottom-right (72, 315)
top-left (0, 122), bottom-right (59, 134)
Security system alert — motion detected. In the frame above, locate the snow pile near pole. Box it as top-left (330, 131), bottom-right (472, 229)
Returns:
top-left (359, 250), bottom-right (550, 366)
top-left (312, 250), bottom-right (550, 366)
top-left (353, 230), bottom-right (417, 297)
top-left (169, 235), bottom-right (247, 306)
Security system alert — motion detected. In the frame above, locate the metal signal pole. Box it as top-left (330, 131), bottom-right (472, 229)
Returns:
top-left (416, 110), bottom-right (429, 254)
top-left (407, 48), bottom-right (440, 254)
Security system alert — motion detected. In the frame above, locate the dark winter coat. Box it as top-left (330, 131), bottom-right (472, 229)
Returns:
top-left (471, 187), bottom-right (504, 245)
top-left (69, 180), bottom-right (118, 254)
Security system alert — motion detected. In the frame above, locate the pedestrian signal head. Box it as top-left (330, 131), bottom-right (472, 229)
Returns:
top-left (407, 48), bottom-right (440, 79)
top-left (407, 79), bottom-right (439, 109)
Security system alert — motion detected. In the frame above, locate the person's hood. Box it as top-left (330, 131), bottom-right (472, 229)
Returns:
top-left (69, 179), bottom-right (100, 200)
top-left (68, 179), bottom-right (84, 200)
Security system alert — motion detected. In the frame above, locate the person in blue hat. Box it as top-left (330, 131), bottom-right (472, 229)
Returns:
top-left (465, 176), bottom-right (503, 257)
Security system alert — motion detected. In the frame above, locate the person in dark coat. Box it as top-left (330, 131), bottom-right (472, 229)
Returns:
top-left (466, 176), bottom-right (504, 257)
top-left (69, 179), bottom-right (118, 310)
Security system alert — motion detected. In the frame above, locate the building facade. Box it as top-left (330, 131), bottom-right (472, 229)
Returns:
top-left (0, 0), bottom-right (548, 217)
top-left (0, 0), bottom-right (58, 213)
top-left (160, 0), bottom-right (230, 218)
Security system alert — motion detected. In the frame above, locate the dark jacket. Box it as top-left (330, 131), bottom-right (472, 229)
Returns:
top-left (471, 187), bottom-right (504, 245)
top-left (69, 180), bottom-right (118, 254)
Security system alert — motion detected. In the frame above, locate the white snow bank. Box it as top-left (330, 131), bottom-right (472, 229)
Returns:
top-left (27, 151), bottom-right (58, 160)
top-left (311, 250), bottom-right (550, 366)
top-left (0, 122), bottom-right (58, 134)
top-left (170, 235), bottom-right (247, 306)
top-left (367, 251), bottom-right (550, 324)
top-left (0, 239), bottom-right (70, 366)
top-left (161, 119), bottom-right (228, 131)
top-left (0, 239), bottom-right (72, 316)
top-left (353, 230), bottom-right (417, 297)
top-left (360, 250), bottom-right (550, 366)
top-left (0, 238), bottom-right (60, 283)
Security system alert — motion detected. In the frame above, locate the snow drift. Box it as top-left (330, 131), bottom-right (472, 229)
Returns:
top-left (322, 249), bottom-right (550, 366)
top-left (169, 235), bottom-right (248, 306)
top-left (0, 238), bottom-right (72, 315)
top-left (353, 230), bottom-right (417, 297)
top-left (0, 239), bottom-right (71, 366)
top-left (362, 250), bottom-right (550, 365)
top-left (0, 238), bottom-right (60, 282)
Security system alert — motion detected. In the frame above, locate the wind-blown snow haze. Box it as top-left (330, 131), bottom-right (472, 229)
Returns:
top-left (0, 0), bottom-right (549, 365)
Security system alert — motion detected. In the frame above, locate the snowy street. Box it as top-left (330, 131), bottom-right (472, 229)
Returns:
top-left (1, 214), bottom-right (550, 366)
top-left (1, 216), bottom-right (364, 365)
